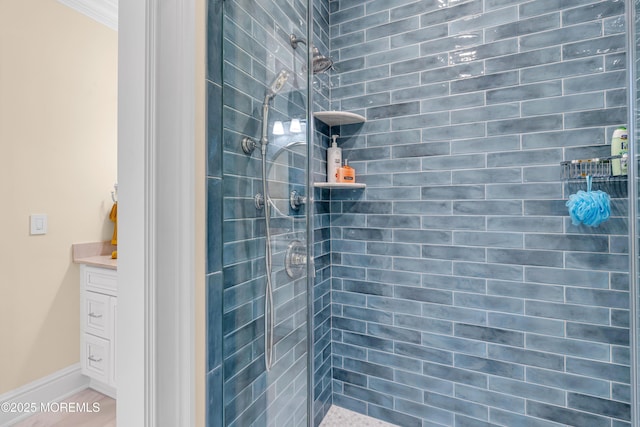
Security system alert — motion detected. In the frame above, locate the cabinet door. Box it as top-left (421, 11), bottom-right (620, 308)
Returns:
top-left (81, 334), bottom-right (111, 384)
top-left (82, 291), bottom-right (112, 338)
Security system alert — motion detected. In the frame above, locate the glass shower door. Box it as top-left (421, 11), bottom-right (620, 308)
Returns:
top-left (633, 1), bottom-right (640, 425)
top-left (220, 0), bottom-right (311, 425)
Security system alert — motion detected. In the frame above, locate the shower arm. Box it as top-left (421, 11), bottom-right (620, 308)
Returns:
top-left (289, 34), bottom-right (307, 49)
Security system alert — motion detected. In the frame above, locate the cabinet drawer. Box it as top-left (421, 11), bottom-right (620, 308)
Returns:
top-left (81, 334), bottom-right (111, 384)
top-left (82, 291), bottom-right (112, 338)
top-left (84, 266), bottom-right (117, 294)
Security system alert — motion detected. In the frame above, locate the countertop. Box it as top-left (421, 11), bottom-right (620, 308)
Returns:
top-left (72, 241), bottom-right (117, 270)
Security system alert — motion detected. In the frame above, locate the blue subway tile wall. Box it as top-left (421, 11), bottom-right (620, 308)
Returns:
top-left (206, 0), bottom-right (223, 426)
top-left (327, 0), bottom-right (630, 426)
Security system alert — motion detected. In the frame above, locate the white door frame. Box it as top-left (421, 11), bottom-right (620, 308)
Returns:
top-left (117, 0), bottom-right (196, 426)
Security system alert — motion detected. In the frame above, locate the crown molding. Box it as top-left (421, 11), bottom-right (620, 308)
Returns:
top-left (57, 0), bottom-right (117, 31)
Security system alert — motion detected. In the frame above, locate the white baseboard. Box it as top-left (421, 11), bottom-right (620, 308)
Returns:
top-left (88, 379), bottom-right (116, 400)
top-left (0, 364), bottom-right (89, 427)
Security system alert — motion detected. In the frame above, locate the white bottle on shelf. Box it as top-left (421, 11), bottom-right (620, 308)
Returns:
top-left (327, 135), bottom-right (342, 183)
top-left (610, 126), bottom-right (628, 176)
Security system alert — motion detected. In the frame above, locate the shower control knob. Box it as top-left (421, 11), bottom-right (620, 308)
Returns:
top-left (285, 240), bottom-right (308, 279)
top-left (290, 190), bottom-right (307, 210)
top-left (241, 137), bottom-right (257, 155)
top-left (255, 193), bottom-right (265, 209)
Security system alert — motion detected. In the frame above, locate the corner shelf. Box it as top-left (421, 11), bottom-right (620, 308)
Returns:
top-left (313, 111), bottom-right (366, 126)
top-left (314, 182), bottom-right (366, 189)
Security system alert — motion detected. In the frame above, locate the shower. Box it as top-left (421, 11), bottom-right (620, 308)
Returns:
top-left (289, 33), bottom-right (333, 74)
top-left (211, 0), bottom-right (640, 426)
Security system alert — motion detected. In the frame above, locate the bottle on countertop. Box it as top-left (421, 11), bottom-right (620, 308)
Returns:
top-left (327, 135), bottom-right (342, 183)
top-left (611, 126), bottom-right (628, 176)
top-left (337, 159), bottom-right (355, 183)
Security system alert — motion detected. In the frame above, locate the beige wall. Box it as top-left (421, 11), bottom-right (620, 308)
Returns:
top-left (0, 0), bottom-right (117, 394)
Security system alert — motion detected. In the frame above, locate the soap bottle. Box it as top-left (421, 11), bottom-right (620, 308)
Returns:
top-left (611, 126), bottom-right (628, 176)
top-left (337, 159), bottom-right (356, 183)
top-left (327, 135), bottom-right (342, 183)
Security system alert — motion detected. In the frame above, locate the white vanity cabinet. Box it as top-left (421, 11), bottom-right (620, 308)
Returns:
top-left (80, 264), bottom-right (117, 398)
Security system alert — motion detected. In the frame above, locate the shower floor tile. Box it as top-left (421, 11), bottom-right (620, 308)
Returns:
top-left (319, 405), bottom-right (399, 427)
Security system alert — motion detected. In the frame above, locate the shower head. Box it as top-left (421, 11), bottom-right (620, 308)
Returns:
top-left (265, 69), bottom-right (289, 103)
top-left (311, 47), bottom-right (333, 74)
top-left (290, 33), bottom-right (333, 74)
top-left (261, 69), bottom-right (289, 150)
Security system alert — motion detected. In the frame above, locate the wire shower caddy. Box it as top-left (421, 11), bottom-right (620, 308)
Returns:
top-left (560, 155), bottom-right (628, 198)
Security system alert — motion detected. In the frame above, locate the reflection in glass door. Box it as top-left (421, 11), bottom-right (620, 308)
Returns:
top-left (220, 0), bottom-right (311, 425)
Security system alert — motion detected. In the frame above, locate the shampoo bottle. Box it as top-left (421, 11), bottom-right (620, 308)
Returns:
top-left (337, 159), bottom-right (356, 183)
top-left (611, 126), bottom-right (628, 176)
top-left (327, 135), bottom-right (342, 183)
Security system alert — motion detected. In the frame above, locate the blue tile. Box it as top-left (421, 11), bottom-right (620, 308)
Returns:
top-left (563, 34), bottom-right (625, 60)
top-left (487, 248), bottom-right (563, 267)
top-left (527, 401), bottom-right (609, 427)
top-left (564, 70), bottom-right (626, 94)
top-left (455, 324), bottom-right (524, 347)
top-left (486, 46), bottom-right (561, 73)
top-left (455, 354), bottom-right (524, 380)
top-left (451, 71), bottom-right (519, 94)
top-left (424, 391), bottom-right (488, 420)
top-left (488, 344), bottom-right (564, 370)
top-left (487, 115), bottom-right (563, 135)
top-left (520, 21), bottom-right (602, 51)
top-left (422, 302), bottom-right (487, 325)
top-left (521, 56), bottom-right (604, 83)
top-left (207, 272), bottom-right (223, 371)
top-left (526, 334), bottom-right (610, 361)
top-left (489, 377), bottom-right (564, 406)
top-left (206, 366), bottom-right (223, 427)
top-left (368, 323), bottom-right (422, 344)
top-left (455, 293), bottom-right (523, 314)
top-left (566, 323), bottom-right (629, 346)
top-left (567, 393), bottom-right (630, 422)
top-left (423, 361), bottom-right (487, 388)
top-left (450, 7), bottom-right (517, 34)
top-left (206, 0), bottom-right (222, 85)
top-left (343, 357), bottom-right (394, 381)
top-left (422, 332), bottom-right (487, 358)
top-left (395, 341), bottom-right (453, 365)
top-left (420, 0), bottom-right (483, 26)
top-left (487, 280), bottom-right (562, 303)
top-left (486, 14), bottom-right (560, 43)
top-left (394, 398), bottom-right (453, 425)
top-left (344, 384), bottom-right (393, 408)
top-left (453, 261), bottom-right (523, 281)
top-left (207, 178), bottom-right (223, 274)
top-left (566, 358), bottom-right (630, 383)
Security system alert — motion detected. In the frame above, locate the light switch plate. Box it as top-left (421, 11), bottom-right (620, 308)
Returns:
top-left (30, 214), bottom-right (48, 235)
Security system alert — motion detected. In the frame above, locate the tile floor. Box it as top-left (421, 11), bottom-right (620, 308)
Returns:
top-left (319, 405), bottom-right (399, 427)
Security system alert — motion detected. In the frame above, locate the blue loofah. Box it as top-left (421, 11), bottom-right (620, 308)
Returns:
top-left (566, 176), bottom-right (611, 227)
